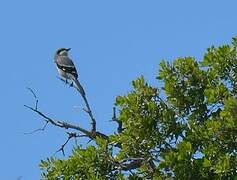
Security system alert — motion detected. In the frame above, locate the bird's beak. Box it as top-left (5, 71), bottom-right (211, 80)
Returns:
top-left (66, 48), bottom-right (71, 51)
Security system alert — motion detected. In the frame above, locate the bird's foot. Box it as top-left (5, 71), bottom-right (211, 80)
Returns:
top-left (69, 82), bottom-right (74, 87)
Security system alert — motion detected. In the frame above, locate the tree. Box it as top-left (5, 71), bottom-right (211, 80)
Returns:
top-left (26, 37), bottom-right (237, 179)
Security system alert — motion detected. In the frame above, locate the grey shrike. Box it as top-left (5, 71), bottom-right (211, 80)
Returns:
top-left (54, 48), bottom-right (85, 96)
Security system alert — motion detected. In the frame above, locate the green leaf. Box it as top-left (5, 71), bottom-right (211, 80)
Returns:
top-left (203, 158), bottom-right (211, 167)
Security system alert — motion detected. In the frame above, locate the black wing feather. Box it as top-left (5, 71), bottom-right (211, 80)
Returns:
top-left (55, 56), bottom-right (78, 78)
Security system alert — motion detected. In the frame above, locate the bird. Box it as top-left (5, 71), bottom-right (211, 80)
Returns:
top-left (54, 48), bottom-right (85, 96)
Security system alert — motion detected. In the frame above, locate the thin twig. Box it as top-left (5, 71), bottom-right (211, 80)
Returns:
top-left (114, 157), bottom-right (144, 171)
top-left (27, 87), bottom-right (37, 99)
top-left (112, 107), bottom-right (123, 133)
top-left (24, 121), bottom-right (49, 134)
top-left (26, 87), bottom-right (38, 110)
top-left (55, 132), bottom-right (81, 156)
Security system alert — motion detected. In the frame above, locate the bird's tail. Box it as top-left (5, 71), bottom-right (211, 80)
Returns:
top-left (69, 75), bottom-right (86, 97)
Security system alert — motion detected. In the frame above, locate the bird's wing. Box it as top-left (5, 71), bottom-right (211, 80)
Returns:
top-left (55, 56), bottom-right (78, 78)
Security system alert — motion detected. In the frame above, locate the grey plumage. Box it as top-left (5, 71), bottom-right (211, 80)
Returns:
top-left (54, 48), bottom-right (85, 96)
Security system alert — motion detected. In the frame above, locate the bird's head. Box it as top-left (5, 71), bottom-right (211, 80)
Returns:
top-left (56, 48), bottom-right (71, 56)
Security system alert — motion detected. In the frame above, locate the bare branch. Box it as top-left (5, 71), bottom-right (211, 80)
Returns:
top-left (24, 104), bottom-right (108, 140)
top-left (112, 107), bottom-right (116, 120)
top-left (26, 87), bottom-right (38, 110)
top-left (113, 157), bottom-right (144, 171)
top-left (56, 135), bottom-right (72, 156)
top-left (119, 157), bottom-right (144, 164)
top-left (27, 87), bottom-right (37, 99)
top-left (111, 156), bottom-right (157, 172)
top-left (148, 159), bottom-right (156, 173)
top-left (112, 107), bottom-right (123, 133)
top-left (121, 160), bottom-right (143, 171)
top-left (24, 121), bottom-right (49, 134)
top-left (24, 105), bottom-right (61, 127)
top-left (55, 132), bottom-right (81, 156)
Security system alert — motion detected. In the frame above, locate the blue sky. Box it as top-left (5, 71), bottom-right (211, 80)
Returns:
top-left (0, 0), bottom-right (236, 179)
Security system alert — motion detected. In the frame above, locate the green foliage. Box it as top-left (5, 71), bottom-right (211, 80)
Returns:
top-left (40, 37), bottom-right (237, 179)
top-left (40, 140), bottom-right (118, 180)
